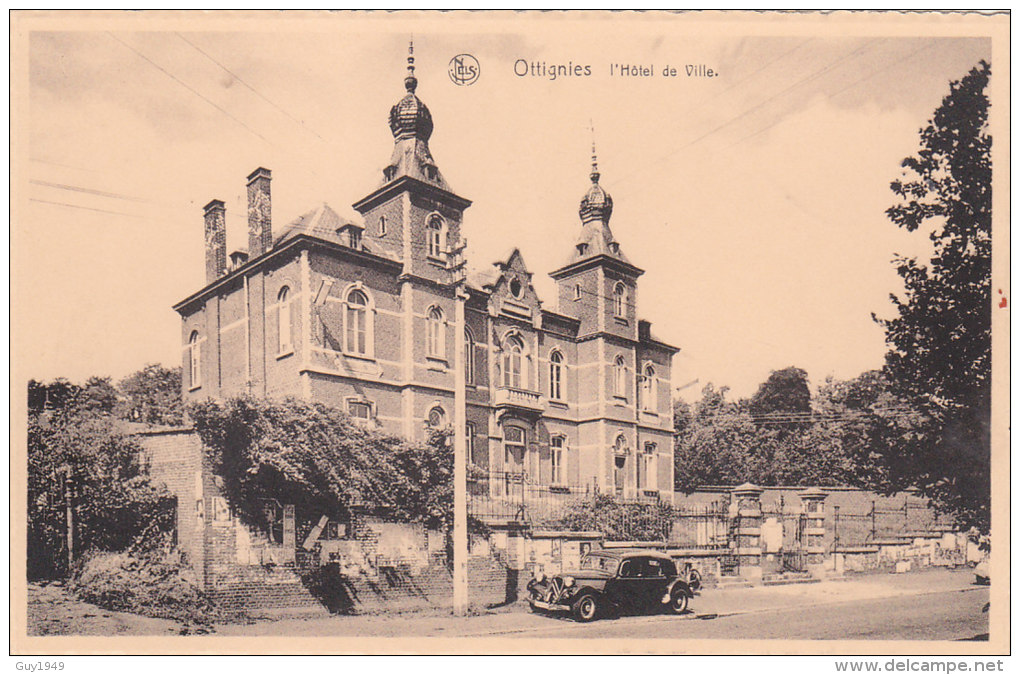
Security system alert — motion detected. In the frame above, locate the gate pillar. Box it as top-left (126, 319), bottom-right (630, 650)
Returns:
top-left (730, 483), bottom-right (763, 583)
top-left (799, 487), bottom-right (829, 577)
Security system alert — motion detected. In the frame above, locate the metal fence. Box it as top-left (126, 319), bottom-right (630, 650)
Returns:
top-left (831, 497), bottom-right (957, 549)
top-left (668, 501), bottom-right (730, 550)
top-left (468, 472), bottom-right (728, 545)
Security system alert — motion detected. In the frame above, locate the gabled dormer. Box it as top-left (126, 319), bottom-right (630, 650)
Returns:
top-left (488, 248), bottom-right (542, 326)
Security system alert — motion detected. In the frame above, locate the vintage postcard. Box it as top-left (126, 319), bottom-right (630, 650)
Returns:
top-left (10, 10), bottom-right (1010, 656)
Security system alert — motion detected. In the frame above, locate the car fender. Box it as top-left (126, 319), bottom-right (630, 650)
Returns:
top-left (663, 578), bottom-right (692, 603)
top-left (572, 585), bottom-right (611, 606)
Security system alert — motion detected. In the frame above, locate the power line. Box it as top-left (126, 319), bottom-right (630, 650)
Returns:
top-left (30, 179), bottom-right (150, 204)
top-left (29, 157), bottom-right (100, 174)
top-left (728, 39), bottom-right (938, 148)
top-left (106, 32), bottom-right (272, 146)
top-left (681, 38), bottom-right (880, 151)
top-left (614, 38), bottom-right (813, 188)
top-left (174, 32), bottom-right (326, 142)
top-left (29, 197), bottom-right (144, 219)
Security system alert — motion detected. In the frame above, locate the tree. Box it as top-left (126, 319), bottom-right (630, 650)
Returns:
top-left (874, 61), bottom-right (992, 532)
top-left (28, 403), bottom-right (174, 579)
top-left (117, 364), bottom-right (183, 426)
top-left (748, 367), bottom-right (811, 418)
top-left (80, 376), bottom-right (120, 415)
top-left (674, 384), bottom-right (757, 492)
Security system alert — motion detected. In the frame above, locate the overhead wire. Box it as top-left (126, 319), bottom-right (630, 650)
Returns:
top-left (174, 32), bottom-right (327, 142)
top-left (614, 38), bottom-right (880, 189)
top-left (105, 31), bottom-right (273, 146)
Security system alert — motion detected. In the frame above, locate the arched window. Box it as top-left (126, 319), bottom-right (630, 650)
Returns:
top-left (378, 215), bottom-right (387, 236)
top-left (464, 328), bottom-right (475, 385)
top-left (277, 287), bottom-right (292, 354)
top-left (641, 364), bottom-right (656, 411)
top-left (427, 406), bottom-right (446, 428)
top-left (345, 289), bottom-right (369, 355)
top-left (613, 282), bottom-right (626, 318)
top-left (549, 350), bottom-right (564, 400)
top-left (426, 214), bottom-right (444, 258)
top-left (573, 284), bottom-right (581, 301)
top-left (427, 307), bottom-right (446, 359)
top-left (612, 435), bottom-right (628, 493)
top-left (613, 356), bottom-right (627, 398)
top-left (189, 331), bottom-right (201, 389)
top-left (502, 336), bottom-right (524, 389)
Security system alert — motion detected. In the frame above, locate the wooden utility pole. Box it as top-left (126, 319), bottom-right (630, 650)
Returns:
top-left (61, 465), bottom-right (73, 573)
top-left (451, 244), bottom-right (469, 615)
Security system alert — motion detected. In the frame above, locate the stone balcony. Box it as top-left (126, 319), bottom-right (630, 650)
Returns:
top-left (493, 386), bottom-right (545, 417)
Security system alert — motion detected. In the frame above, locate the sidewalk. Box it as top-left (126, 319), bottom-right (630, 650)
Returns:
top-left (214, 567), bottom-right (979, 637)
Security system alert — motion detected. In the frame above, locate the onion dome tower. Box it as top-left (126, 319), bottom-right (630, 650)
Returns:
top-left (352, 40), bottom-right (471, 277)
top-left (566, 144), bottom-right (630, 266)
top-left (380, 41), bottom-right (450, 190)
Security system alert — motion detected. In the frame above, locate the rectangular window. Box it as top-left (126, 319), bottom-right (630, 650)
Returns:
top-left (466, 422), bottom-right (476, 465)
top-left (643, 443), bottom-right (657, 491)
top-left (347, 400), bottom-right (371, 420)
top-left (551, 437), bottom-right (564, 484)
top-left (549, 357), bottom-right (562, 400)
top-left (345, 306), bottom-right (367, 354)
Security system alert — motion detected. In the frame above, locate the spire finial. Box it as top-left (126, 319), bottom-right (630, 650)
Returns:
top-left (589, 119), bottom-right (600, 183)
top-left (405, 38), bottom-right (418, 93)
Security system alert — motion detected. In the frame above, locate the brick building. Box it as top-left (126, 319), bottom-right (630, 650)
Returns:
top-left (173, 46), bottom-right (679, 503)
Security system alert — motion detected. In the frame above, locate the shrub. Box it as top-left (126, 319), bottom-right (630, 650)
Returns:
top-left (550, 493), bottom-right (673, 541)
top-left (69, 543), bottom-right (223, 626)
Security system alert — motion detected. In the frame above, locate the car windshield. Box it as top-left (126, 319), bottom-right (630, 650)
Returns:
top-left (579, 553), bottom-right (619, 574)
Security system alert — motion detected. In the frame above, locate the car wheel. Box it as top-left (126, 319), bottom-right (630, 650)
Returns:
top-left (688, 569), bottom-right (702, 592)
top-left (669, 589), bottom-right (689, 615)
top-left (572, 593), bottom-right (599, 622)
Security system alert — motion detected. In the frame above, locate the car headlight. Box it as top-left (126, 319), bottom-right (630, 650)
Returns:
top-left (563, 576), bottom-right (575, 588)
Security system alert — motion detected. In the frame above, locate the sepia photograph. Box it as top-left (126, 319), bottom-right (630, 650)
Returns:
top-left (10, 10), bottom-right (1009, 656)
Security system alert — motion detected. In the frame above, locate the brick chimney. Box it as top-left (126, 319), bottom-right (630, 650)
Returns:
top-left (203, 199), bottom-right (226, 283)
top-left (247, 167), bottom-right (272, 258)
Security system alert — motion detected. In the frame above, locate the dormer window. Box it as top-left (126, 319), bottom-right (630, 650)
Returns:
top-left (337, 224), bottom-right (364, 250)
top-left (348, 229), bottom-right (362, 249)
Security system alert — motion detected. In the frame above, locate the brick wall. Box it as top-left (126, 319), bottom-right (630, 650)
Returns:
top-left (135, 429), bottom-right (514, 614)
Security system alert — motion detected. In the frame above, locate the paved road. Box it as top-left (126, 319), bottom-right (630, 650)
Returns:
top-left (219, 568), bottom-right (990, 642)
top-left (463, 584), bottom-right (989, 641)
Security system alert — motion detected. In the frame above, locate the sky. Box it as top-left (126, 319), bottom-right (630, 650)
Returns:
top-left (17, 17), bottom-right (992, 400)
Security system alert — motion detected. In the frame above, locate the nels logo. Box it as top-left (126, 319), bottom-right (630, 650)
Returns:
top-left (448, 54), bottom-right (480, 86)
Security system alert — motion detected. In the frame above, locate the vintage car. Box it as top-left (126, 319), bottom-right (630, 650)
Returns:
top-left (527, 548), bottom-right (694, 622)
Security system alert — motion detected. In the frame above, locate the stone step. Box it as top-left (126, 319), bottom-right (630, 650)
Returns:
top-left (714, 577), bottom-right (754, 589)
top-left (762, 575), bottom-right (821, 587)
